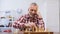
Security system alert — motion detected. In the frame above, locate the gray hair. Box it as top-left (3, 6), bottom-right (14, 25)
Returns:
top-left (31, 3), bottom-right (38, 6)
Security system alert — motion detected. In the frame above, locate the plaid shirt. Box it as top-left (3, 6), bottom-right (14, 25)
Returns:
top-left (13, 14), bottom-right (45, 30)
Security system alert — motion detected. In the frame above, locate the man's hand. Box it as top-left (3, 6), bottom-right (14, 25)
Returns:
top-left (25, 22), bottom-right (36, 28)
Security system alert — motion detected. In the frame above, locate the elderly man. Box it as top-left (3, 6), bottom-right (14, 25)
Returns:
top-left (13, 3), bottom-right (45, 31)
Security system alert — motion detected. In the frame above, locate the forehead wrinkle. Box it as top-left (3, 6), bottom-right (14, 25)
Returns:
top-left (29, 5), bottom-right (38, 10)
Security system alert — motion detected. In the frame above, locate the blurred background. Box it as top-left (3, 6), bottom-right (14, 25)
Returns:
top-left (0, 0), bottom-right (59, 33)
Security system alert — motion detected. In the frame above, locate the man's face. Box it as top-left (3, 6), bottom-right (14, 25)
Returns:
top-left (29, 5), bottom-right (38, 16)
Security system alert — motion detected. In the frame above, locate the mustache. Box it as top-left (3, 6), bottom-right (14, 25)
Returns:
top-left (32, 13), bottom-right (37, 15)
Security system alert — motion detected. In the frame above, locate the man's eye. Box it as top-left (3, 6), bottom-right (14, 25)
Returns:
top-left (34, 10), bottom-right (36, 12)
top-left (30, 9), bottom-right (33, 11)
top-left (30, 9), bottom-right (37, 12)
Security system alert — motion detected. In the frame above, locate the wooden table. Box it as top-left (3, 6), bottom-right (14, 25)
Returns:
top-left (0, 32), bottom-right (53, 34)
top-left (24, 32), bottom-right (53, 34)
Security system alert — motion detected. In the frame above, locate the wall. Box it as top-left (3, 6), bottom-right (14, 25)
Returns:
top-left (0, 0), bottom-right (59, 32)
top-left (47, 0), bottom-right (59, 32)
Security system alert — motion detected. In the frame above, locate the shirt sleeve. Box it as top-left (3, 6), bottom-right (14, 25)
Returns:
top-left (13, 16), bottom-right (26, 29)
top-left (38, 18), bottom-right (45, 30)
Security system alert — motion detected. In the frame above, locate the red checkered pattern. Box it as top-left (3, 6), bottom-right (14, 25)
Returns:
top-left (13, 14), bottom-right (45, 30)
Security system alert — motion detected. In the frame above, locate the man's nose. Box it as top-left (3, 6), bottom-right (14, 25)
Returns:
top-left (32, 11), bottom-right (35, 13)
